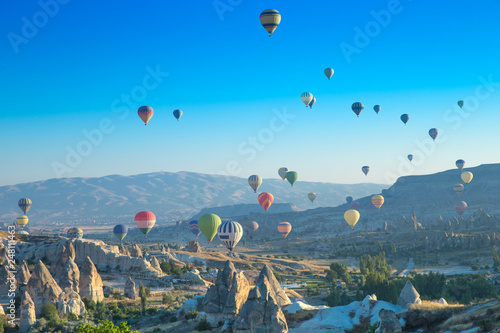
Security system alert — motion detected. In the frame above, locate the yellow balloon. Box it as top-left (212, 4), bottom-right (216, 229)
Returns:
top-left (372, 195), bottom-right (384, 209)
top-left (344, 209), bottom-right (360, 228)
top-left (461, 171), bottom-right (473, 184)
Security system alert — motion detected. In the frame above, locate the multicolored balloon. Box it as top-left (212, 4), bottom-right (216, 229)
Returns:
top-left (461, 171), bottom-right (473, 184)
top-left (278, 167), bottom-right (288, 181)
top-left (454, 201), bottom-right (467, 216)
top-left (408, 154), bottom-right (413, 162)
top-left (457, 100), bottom-right (464, 108)
top-left (346, 196), bottom-right (353, 204)
top-left (18, 230), bottom-right (29, 235)
top-left (198, 213), bottom-right (221, 244)
top-left (301, 92), bottom-right (314, 107)
top-left (429, 128), bottom-right (439, 141)
top-left (218, 221), bottom-right (243, 251)
top-left (278, 222), bottom-right (292, 238)
top-left (138, 106), bottom-right (153, 125)
top-left (18, 198), bottom-right (32, 214)
top-left (455, 159), bottom-right (465, 171)
top-left (352, 102), bottom-right (364, 117)
top-left (16, 215), bottom-right (29, 228)
top-left (350, 201), bottom-right (360, 209)
top-left (372, 195), bottom-right (384, 209)
top-left (453, 184), bottom-right (464, 195)
top-left (260, 9), bottom-right (281, 37)
top-left (248, 175), bottom-right (262, 193)
top-left (373, 105), bottom-right (381, 114)
top-left (134, 211), bottom-right (156, 238)
top-left (189, 220), bottom-right (201, 238)
top-left (67, 227), bottom-right (83, 239)
top-left (173, 109), bottom-right (183, 121)
top-left (400, 114), bottom-right (410, 125)
top-left (113, 224), bottom-right (128, 242)
top-left (258, 192), bottom-right (274, 211)
top-left (344, 210), bottom-right (360, 228)
top-left (324, 68), bottom-right (334, 80)
top-left (362, 166), bottom-right (370, 176)
top-left (309, 97), bottom-right (316, 109)
top-left (308, 192), bottom-right (316, 203)
top-left (285, 171), bottom-right (298, 186)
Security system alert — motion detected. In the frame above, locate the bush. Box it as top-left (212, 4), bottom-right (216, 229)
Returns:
top-left (162, 293), bottom-right (173, 305)
top-left (40, 303), bottom-right (58, 320)
top-left (146, 307), bottom-right (158, 316)
top-left (195, 319), bottom-right (212, 331)
top-left (185, 310), bottom-right (199, 320)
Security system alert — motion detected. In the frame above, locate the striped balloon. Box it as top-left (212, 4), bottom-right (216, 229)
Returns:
top-left (260, 9), bottom-right (281, 37)
top-left (454, 201), bottom-right (467, 216)
top-left (18, 198), bottom-right (32, 214)
top-left (248, 175), bottom-right (262, 193)
top-left (189, 220), bottom-right (201, 238)
top-left (453, 184), bottom-right (464, 195)
top-left (351, 102), bottom-right (364, 117)
top-left (16, 215), bottom-right (29, 228)
top-left (278, 222), bottom-right (292, 238)
top-left (113, 224), bottom-right (128, 241)
top-left (258, 192), bottom-right (274, 211)
top-left (218, 221), bottom-right (244, 251)
top-left (372, 195), bottom-right (384, 209)
top-left (18, 230), bottom-right (29, 235)
top-left (278, 167), bottom-right (288, 181)
top-left (301, 92), bottom-right (314, 107)
top-left (173, 109), bottom-right (183, 121)
top-left (134, 211), bottom-right (156, 237)
top-left (309, 97), bottom-right (316, 109)
top-left (67, 227), bottom-right (83, 239)
top-left (137, 106), bottom-right (154, 125)
top-left (350, 201), bottom-right (360, 209)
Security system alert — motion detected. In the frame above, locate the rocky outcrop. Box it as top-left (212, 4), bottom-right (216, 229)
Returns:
top-left (183, 241), bottom-right (202, 253)
top-left (16, 260), bottom-right (31, 290)
top-left (130, 244), bottom-right (142, 258)
top-left (424, 231), bottom-right (499, 252)
top-left (203, 261), bottom-right (251, 326)
top-left (379, 309), bottom-right (402, 333)
top-left (50, 242), bottom-right (80, 293)
top-left (438, 297), bottom-right (448, 305)
top-left (124, 276), bottom-right (136, 300)
top-left (118, 244), bottom-right (130, 256)
top-left (20, 290), bottom-right (36, 333)
top-left (150, 256), bottom-right (162, 272)
top-left (178, 295), bottom-right (205, 318)
top-left (27, 260), bottom-right (63, 315)
top-left (0, 263), bottom-right (13, 297)
top-left (58, 289), bottom-right (86, 315)
top-left (254, 265), bottom-right (290, 307)
top-left (397, 281), bottom-right (421, 309)
top-left (180, 269), bottom-right (208, 286)
top-left (79, 257), bottom-right (104, 302)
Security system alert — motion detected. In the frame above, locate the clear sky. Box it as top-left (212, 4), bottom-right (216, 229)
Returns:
top-left (1, 0), bottom-right (500, 186)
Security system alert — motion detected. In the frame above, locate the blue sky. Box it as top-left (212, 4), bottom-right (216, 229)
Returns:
top-left (1, 0), bottom-right (500, 186)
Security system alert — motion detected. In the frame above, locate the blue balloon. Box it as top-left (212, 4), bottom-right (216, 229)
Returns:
top-left (400, 114), bottom-right (410, 124)
top-left (173, 109), bottom-right (183, 120)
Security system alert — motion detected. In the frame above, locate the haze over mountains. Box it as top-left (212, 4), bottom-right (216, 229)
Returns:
top-left (0, 171), bottom-right (385, 226)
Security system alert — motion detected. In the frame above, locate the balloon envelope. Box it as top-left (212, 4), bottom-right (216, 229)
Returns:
top-left (458, 100), bottom-right (464, 108)
top-left (400, 114), bottom-right (410, 124)
top-left (248, 175), bottom-right (262, 193)
top-left (198, 214), bottom-right (221, 243)
top-left (372, 195), bottom-right (384, 209)
top-left (18, 230), bottom-right (29, 235)
top-left (454, 201), bottom-right (467, 215)
top-left (278, 222), bottom-right (292, 238)
top-left (67, 227), bottom-right (83, 239)
top-left (346, 196), bottom-right (353, 204)
top-left (309, 97), bottom-right (316, 108)
top-left (18, 198), bottom-right (32, 214)
top-left (461, 171), bottom-right (473, 184)
top-left (218, 221), bottom-right (243, 251)
top-left (350, 201), bottom-right (360, 209)
top-left (173, 109), bottom-right (183, 120)
top-left (138, 106), bottom-right (153, 125)
top-left (455, 159), bottom-right (465, 171)
top-left (278, 167), bottom-right (288, 180)
top-left (285, 171), bottom-right (298, 186)
top-left (373, 105), bottom-right (381, 114)
top-left (301, 92), bottom-right (313, 106)
top-left (344, 210), bottom-right (360, 228)
top-left (246, 221), bottom-right (259, 231)
top-left (429, 128), bottom-right (439, 140)
top-left (258, 192), bottom-right (274, 211)
top-left (189, 220), bottom-right (201, 238)
top-left (453, 184), bottom-right (464, 195)
top-left (16, 215), bottom-right (29, 228)
top-left (352, 102), bottom-right (364, 117)
top-left (324, 68), bottom-right (334, 79)
top-left (260, 9), bottom-right (281, 36)
top-left (134, 211), bottom-right (156, 237)
top-left (113, 224), bottom-right (128, 241)
top-left (308, 192), bottom-right (316, 203)
top-left (408, 154), bottom-right (413, 162)
top-left (362, 166), bottom-right (370, 176)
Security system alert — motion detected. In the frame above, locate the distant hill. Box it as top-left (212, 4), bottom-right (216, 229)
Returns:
top-left (0, 171), bottom-right (386, 226)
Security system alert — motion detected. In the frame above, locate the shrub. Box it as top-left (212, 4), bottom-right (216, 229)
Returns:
top-left (40, 303), bottom-right (58, 320)
top-left (185, 310), bottom-right (199, 320)
top-left (195, 319), bottom-right (212, 331)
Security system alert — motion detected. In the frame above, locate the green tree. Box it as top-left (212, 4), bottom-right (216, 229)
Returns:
top-left (493, 245), bottom-right (500, 268)
top-left (75, 320), bottom-right (139, 332)
top-left (162, 293), bottom-right (173, 305)
top-left (40, 303), bottom-right (58, 320)
top-left (329, 262), bottom-right (351, 283)
top-left (139, 282), bottom-right (147, 317)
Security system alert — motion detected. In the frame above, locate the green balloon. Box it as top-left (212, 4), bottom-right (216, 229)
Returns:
top-left (285, 171), bottom-right (298, 187)
top-left (198, 214), bottom-right (221, 244)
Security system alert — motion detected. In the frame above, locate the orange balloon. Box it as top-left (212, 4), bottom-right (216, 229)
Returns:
top-left (258, 192), bottom-right (274, 211)
top-left (372, 195), bottom-right (384, 209)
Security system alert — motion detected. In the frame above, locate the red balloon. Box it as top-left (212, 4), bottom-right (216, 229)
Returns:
top-left (454, 201), bottom-right (467, 216)
top-left (258, 192), bottom-right (274, 211)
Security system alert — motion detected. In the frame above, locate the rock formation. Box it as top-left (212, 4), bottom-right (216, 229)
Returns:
top-left (118, 244), bottom-right (130, 256)
top-left (50, 242), bottom-right (80, 293)
top-left (184, 241), bottom-right (202, 253)
top-left (203, 260), bottom-right (251, 326)
top-left (58, 289), bottom-right (86, 315)
top-left (379, 309), bottom-right (402, 333)
top-left (0, 263), bottom-right (13, 297)
top-left (397, 280), bottom-right (421, 308)
top-left (79, 257), bottom-right (104, 302)
top-left (27, 260), bottom-right (63, 315)
top-left (16, 260), bottom-right (31, 291)
top-left (19, 290), bottom-right (36, 333)
top-left (233, 265), bottom-right (289, 333)
top-left (150, 256), bottom-right (162, 272)
top-left (130, 244), bottom-right (142, 258)
top-left (124, 276), bottom-right (136, 299)
top-left (180, 269), bottom-right (208, 286)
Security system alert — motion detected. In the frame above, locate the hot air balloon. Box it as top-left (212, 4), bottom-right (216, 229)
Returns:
top-left (400, 114), bottom-right (410, 125)
top-left (429, 128), bottom-right (439, 141)
top-left (346, 196), bottom-right (353, 204)
top-left (18, 198), bottom-right (32, 214)
top-left (198, 213), bottom-right (221, 244)
top-left (301, 93), bottom-right (313, 107)
top-left (260, 9), bottom-right (281, 37)
top-left (454, 201), bottom-right (467, 216)
top-left (308, 192), bottom-right (316, 203)
top-left (173, 109), bottom-right (183, 121)
top-left (189, 220), bottom-right (201, 238)
top-left (458, 100), bottom-right (464, 108)
top-left (18, 230), bottom-right (29, 235)
top-left (344, 210), bottom-right (360, 228)
top-left (407, 154), bottom-right (413, 162)
top-left (456, 159), bottom-right (465, 171)
top-left (67, 227), bottom-right (83, 239)
top-left (453, 184), bottom-right (464, 195)
top-left (218, 221), bottom-right (243, 251)
top-left (372, 195), bottom-right (384, 209)
top-left (134, 211), bottom-right (156, 238)
top-left (350, 201), bottom-right (360, 209)
top-left (362, 166), bottom-right (370, 176)
top-left (278, 222), bottom-right (292, 238)
top-left (248, 175), bottom-right (262, 193)
top-left (373, 105), bottom-right (381, 114)
top-left (324, 68), bottom-right (334, 80)
top-left (352, 102), bottom-right (364, 117)
top-left (113, 224), bottom-right (128, 242)
top-left (285, 171), bottom-right (298, 186)
top-left (258, 192), bottom-right (274, 211)
top-left (309, 97), bottom-right (316, 109)
top-left (246, 221), bottom-right (259, 231)
top-left (16, 215), bottom-right (28, 228)
top-left (138, 106), bottom-right (153, 125)
top-left (461, 171), bottom-right (473, 184)
top-left (278, 167), bottom-right (288, 181)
